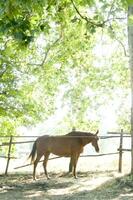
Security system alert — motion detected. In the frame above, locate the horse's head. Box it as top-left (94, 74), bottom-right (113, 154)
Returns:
top-left (91, 130), bottom-right (100, 153)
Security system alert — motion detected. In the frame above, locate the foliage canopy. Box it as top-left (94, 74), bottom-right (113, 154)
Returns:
top-left (0, 0), bottom-right (131, 136)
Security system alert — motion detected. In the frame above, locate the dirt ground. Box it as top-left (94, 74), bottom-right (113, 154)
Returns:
top-left (0, 154), bottom-right (133, 200)
top-left (0, 171), bottom-right (133, 200)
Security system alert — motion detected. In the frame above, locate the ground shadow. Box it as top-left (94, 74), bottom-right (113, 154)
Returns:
top-left (0, 172), bottom-right (133, 200)
top-left (49, 173), bottom-right (133, 200)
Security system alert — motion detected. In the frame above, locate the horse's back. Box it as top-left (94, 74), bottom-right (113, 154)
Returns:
top-left (36, 134), bottom-right (83, 157)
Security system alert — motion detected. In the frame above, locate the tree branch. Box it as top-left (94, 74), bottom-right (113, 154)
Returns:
top-left (115, 37), bottom-right (128, 57)
top-left (71, 0), bottom-right (126, 28)
top-left (106, 0), bottom-right (116, 21)
top-left (27, 33), bottom-right (62, 67)
top-left (103, 17), bottom-right (126, 25)
top-left (0, 67), bottom-right (7, 78)
top-left (109, 26), bottom-right (128, 57)
top-left (71, 0), bottom-right (103, 27)
top-left (41, 34), bottom-right (62, 66)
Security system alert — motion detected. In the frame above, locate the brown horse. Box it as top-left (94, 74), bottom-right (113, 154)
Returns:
top-left (28, 130), bottom-right (99, 180)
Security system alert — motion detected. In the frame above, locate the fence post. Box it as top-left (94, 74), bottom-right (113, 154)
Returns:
top-left (5, 135), bottom-right (13, 175)
top-left (118, 129), bottom-right (123, 173)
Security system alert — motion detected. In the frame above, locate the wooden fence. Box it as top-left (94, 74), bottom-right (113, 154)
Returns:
top-left (0, 130), bottom-right (131, 175)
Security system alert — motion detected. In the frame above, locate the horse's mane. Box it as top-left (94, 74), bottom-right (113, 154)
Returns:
top-left (66, 131), bottom-right (95, 137)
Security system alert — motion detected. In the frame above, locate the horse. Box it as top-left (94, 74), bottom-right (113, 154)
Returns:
top-left (28, 130), bottom-right (99, 180)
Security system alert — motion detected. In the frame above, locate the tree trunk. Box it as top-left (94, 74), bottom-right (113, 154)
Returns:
top-left (128, 5), bottom-right (133, 174)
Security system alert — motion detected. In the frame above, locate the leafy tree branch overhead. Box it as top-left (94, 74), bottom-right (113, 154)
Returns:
top-left (0, 0), bottom-right (131, 137)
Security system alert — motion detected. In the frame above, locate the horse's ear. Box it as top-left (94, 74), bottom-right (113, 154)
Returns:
top-left (95, 130), bottom-right (99, 135)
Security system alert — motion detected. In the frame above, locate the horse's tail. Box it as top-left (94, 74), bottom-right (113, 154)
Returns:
top-left (28, 141), bottom-right (37, 163)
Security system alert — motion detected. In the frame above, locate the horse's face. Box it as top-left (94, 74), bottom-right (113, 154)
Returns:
top-left (91, 131), bottom-right (100, 152)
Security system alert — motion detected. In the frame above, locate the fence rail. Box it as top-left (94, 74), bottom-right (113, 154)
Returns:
top-left (14, 152), bottom-right (119, 170)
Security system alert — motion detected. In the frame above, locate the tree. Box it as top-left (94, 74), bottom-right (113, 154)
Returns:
top-left (128, 3), bottom-right (133, 174)
top-left (0, 1), bottom-right (131, 136)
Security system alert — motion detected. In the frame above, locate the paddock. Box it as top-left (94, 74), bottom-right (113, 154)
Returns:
top-left (0, 153), bottom-right (132, 200)
top-left (0, 131), bottom-right (133, 199)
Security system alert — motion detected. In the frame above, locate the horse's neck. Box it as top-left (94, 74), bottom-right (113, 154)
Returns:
top-left (81, 134), bottom-right (93, 146)
top-left (66, 131), bottom-right (94, 146)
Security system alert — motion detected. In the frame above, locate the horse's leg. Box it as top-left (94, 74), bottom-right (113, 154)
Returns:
top-left (71, 153), bottom-right (79, 179)
top-left (33, 154), bottom-right (42, 180)
top-left (43, 152), bottom-right (50, 180)
top-left (69, 158), bottom-right (73, 173)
